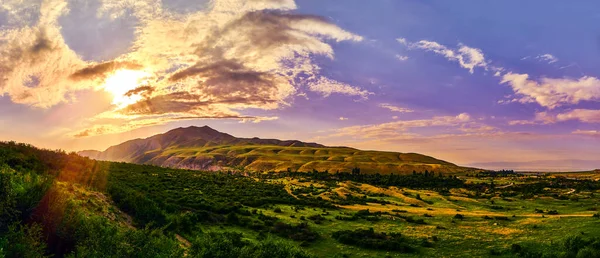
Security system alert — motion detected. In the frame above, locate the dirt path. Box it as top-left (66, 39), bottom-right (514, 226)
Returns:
top-left (284, 184), bottom-right (300, 199)
top-left (175, 234), bottom-right (191, 247)
top-left (496, 183), bottom-right (514, 189)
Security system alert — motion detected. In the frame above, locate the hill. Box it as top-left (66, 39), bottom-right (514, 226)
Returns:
top-left (78, 126), bottom-right (475, 174)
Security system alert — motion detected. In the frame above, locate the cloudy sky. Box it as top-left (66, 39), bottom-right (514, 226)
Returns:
top-left (2, 0), bottom-right (600, 170)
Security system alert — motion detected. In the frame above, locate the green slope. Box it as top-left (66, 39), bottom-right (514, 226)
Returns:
top-left (139, 145), bottom-right (472, 174)
top-left (79, 126), bottom-right (477, 174)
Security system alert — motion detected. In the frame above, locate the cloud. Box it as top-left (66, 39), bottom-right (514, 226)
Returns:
top-left (307, 77), bottom-right (372, 99)
top-left (556, 109), bottom-right (600, 123)
top-left (239, 116), bottom-right (279, 123)
top-left (501, 73), bottom-right (600, 109)
top-left (573, 130), bottom-right (600, 137)
top-left (379, 103), bottom-right (414, 113)
top-left (398, 38), bottom-right (488, 73)
top-left (339, 116), bottom-right (348, 121)
top-left (536, 54), bottom-right (558, 64)
top-left (509, 109), bottom-right (600, 125)
top-left (69, 61), bottom-right (144, 81)
top-left (0, 0), bottom-right (90, 107)
top-left (395, 55), bottom-right (409, 61)
top-left (331, 113), bottom-right (491, 140)
top-left (1, 0), bottom-right (369, 136)
top-left (396, 38), bottom-right (408, 46)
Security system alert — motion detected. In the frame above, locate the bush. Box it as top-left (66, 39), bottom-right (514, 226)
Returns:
top-left (0, 223), bottom-right (48, 258)
top-left (270, 222), bottom-right (319, 243)
top-left (510, 243), bottom-right (522, 253)
top-left (190, 232), bottom-right (313, 258)
top-left (332, 228), bottom-right (417, 253)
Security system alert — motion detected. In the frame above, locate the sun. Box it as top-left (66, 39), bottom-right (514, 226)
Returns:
top-left (102, 69), bottom-right (151, 108)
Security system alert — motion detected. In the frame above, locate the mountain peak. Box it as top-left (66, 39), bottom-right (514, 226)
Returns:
top-left (161, 125), bottom-right (233, 142)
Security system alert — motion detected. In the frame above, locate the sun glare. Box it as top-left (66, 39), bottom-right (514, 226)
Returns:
top-left (102, 69), bottom-right (151, 108)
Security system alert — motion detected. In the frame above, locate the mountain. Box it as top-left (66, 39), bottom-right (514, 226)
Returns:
top-left (468, 160), bottom-right (600, 172)
top-left (78, 126), bottom-right (476, 174)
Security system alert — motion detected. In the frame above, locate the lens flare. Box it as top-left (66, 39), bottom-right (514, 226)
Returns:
top-left (102, 70), bottom-right (151, 108)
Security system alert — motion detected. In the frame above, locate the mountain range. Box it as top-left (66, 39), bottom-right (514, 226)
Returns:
top-left (78, 126), bottom-right (477, 174)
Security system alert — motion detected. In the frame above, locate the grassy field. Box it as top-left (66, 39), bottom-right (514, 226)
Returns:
top-left (255, 177), bottom-right (600, 257)
top-left (147, 145), bottom-right (475, 174)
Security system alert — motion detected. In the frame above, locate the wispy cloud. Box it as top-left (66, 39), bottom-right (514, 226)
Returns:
top-left (395, 55), bottom-right (409, 61)
top-left (398, 38), bottom-right (489, 73)
top-left (573, 130), bottom-right (600, 137)
top-left (379, 103), bottom-right (414, 113)
top-left (331, 113), bottom-right (495, 140)
top-left (536, 54), bottom-right (558, 64)
top-left (509, 109), bottom-right (600, 125)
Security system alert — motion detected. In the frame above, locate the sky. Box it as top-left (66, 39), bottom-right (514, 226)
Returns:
top-left (1, 0), bottom-right (600, 170)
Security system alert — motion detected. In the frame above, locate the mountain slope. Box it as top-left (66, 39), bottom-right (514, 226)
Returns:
top-left (78, 126), bottom-right (475, 174)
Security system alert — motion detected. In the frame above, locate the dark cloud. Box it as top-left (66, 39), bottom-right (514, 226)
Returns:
top-left (195, 11), bottom-right (328, 57)
top-left (69, 61), bottom-right (143, 81)
top-left (120, 92), bottom-right (202, 115)
top-left (124, 85), bottom-right (154, 98)
top-left (29, 29), bottom-right (56, 54)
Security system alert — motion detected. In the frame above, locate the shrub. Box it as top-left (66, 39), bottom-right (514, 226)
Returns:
top-left (0, 223), bottom-right (48, 258)
top-left (332, 228), bottom-right (416, 253)
top-left (270, 222), bottom-right (319, 242)
top-left (190, 232), bottom-right (314, 258)
top-left (510, 243), bottom-right (522, 253)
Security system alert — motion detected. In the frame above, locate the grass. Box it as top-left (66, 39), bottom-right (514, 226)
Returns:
top-left (246, 177), bottom-right (600, 257)
top-left (149, 145), bottom-right (472, 174)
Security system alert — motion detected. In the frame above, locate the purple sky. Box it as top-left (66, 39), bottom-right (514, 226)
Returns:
top-left (1, 0), bottom-right (600, 170)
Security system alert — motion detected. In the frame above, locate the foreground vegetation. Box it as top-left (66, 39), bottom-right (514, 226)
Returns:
top-left (2, 141), bottom-right (600, 257)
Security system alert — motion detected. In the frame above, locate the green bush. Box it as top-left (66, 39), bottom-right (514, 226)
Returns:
top-left (332, 228), bottom-right (417, 253)
top-left (190, 232), bottom-right (313, 258)
top-left (0, 223), bottom-right (49, 258)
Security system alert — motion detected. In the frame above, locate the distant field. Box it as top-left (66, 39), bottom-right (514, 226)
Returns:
top-left (146, 145), bottom-right (474, 174)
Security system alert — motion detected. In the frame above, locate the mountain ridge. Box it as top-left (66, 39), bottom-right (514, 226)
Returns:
top-left (79, 126), bottom-right (476, 174)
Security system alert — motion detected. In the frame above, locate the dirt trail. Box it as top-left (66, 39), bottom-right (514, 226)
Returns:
top-left (496, 183), bottom-right (514, 189)
top-left (176, 234), bottom-right (191, 247)
top-left (284, 184), bottom-right (300, 199)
